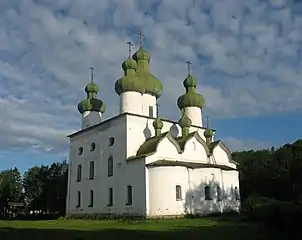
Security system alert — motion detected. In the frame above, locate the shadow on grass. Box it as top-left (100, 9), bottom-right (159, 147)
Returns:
top-left (0, 224), bottom-right (288, 240)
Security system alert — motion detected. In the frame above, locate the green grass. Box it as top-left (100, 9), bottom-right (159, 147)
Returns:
top-left (0, 217), bottom-right (287, 240)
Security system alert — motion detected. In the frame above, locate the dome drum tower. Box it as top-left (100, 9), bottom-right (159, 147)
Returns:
top-left (78, 67), bottom-right (106, 129)
top-left (115, 35), bottom-right (163, 118)
top-left (177, 61), bottom-right (205, 128)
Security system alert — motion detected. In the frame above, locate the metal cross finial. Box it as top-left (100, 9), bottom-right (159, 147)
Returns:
top-left (138, 31), bottom-right (144, 47)
top-left (186, 60), bottom-right (192, 75)
top-left (206, 116), bottom-right (210, 128)
top-left (126, 41), bottom-right (134, 58)
top-left (89, 66), bottom-right (95, 82)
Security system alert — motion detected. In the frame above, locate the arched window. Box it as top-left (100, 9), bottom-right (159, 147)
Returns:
top-left (108, 137), bottom-right (115, 147)
top-left (90, 142), bottom-right (96, 152)
top-left (176, 185), bottom-right (182, 201)
top-left (217, 186), bottom-right (222, 201)
top-left (77, 164), bottom-right (82, 182)
top-left (78, 147), bottom-right (83, 155)
top-left (108, 156), bottom-right (113, 177)
top-left (234, 187), bottom-right (240, 201)
top-left (205, 186), bottom-right (212, 200)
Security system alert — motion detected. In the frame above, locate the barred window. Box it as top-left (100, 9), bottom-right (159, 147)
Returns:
top-left (176, 185), bottom-right (182, 201)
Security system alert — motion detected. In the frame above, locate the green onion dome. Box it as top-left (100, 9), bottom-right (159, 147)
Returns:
top-left (85, 81), bottom-right (99, 93)
top-left (204, 128), bottom-right (214, 139)
top-left (78, 98), bottom-right (106, 114)
top-left (78, 81), bottom-right (106, 114)
top-left (153, 117), bottom-right (163, 130)
top-left (115, 58), bottom-right (145, 95)
top-left (132, 47), bottom-right (163, 98)
top-left (177, 74), bottom-right (205, 109)
top-left (133, 47), bottom-right (151, 62)
top-left (122, 58), bottom-right (137, 72)
top-left (178, 114), bottom-right (192, 128)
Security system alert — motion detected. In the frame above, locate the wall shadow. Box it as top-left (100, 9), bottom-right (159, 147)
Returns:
top-left (0, 223), bottom-right (284, 240)
top-left (143, 121), bottom-right (152, 139)
top-left (185, 180), bottom-right (240, 216)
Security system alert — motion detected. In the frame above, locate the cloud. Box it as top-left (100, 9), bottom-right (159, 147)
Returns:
top-left (0, 0), bottom-right (301, 154)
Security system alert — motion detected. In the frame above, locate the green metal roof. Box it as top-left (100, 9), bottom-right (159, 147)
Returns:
top-left (146, 159), bottom-right (237, 171)
top-left (136, 132), bottom-right (182, 157)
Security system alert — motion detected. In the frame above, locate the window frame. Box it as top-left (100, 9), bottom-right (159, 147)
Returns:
top-left (78, 147), bottom-right (83, 155)
top-left (77, 164), bottom-right (82, 182)
top-left (126, 185), bottom-right (133, 205)
top-left (217, 186), bottom-right (222, 201)
top-left (176, 185), bottom-right (182, 201)
top-left (234, 187), bottom-right (240, 201)
top-left (148, 106), bottom-right (154, 117)
top-left (108, 156), bottom-right (113, 177)
top-left (89, 161), bottom-right (95, 180)
top-left (204, 186), bottom-right (213, 200)
top-left (88, 190), bottom-right (94, 207)
top-left (76, 191), bottom-right (81, 208)
top-left (90, 142), bottom-right (96, 152)
top-left (107, 188), bottom-right (113, 206)
top-left (108, 137), bottom-right (115, 147)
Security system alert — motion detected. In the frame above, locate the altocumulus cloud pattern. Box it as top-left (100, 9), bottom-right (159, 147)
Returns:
top-left (0, 0), bottom-right (301, 164)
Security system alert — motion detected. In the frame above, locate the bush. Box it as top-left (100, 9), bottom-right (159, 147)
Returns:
top-left (242, 196), bottom-right (302, 232)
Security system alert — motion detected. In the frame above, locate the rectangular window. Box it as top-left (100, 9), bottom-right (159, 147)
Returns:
top-left (148, 106), bottom-right (153, 117)
top-left (77, 165), bottom-right (82, 182)
top-left (217, 186), bottom-right (222, 201)
top-left (108, 156), bottom-right (113, 177)
top-left (88, 190), bottom-right (94, 207)
top-left (89, 161), bottom-right (95, 180)
top-left (205, 186), bottom-right (213, 200)
top-left (76, 191), bottom-right (81, 208)
top-left (126, 186), bottom-right (132, 205)
top-left (108, 188), bottom-right (113, 206)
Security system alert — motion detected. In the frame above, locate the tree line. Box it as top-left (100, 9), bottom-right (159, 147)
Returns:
top-left (0, 139), bottom-right (301, 227)
top-left (0, 161), bottom-right (68, 218)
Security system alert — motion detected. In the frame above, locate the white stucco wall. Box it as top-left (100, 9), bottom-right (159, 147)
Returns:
top-left (66, 115), bottom-right (147, 216)
top-left (82, 111), bottom-right (102, 129)
top-left (184, 106), bottom-right (203, 127)
top-left (120, 92), bottom-right (157, 118)
top-left (146, 166), bottom-right (240, 217)
top-left (148, 166), bottom-right (188, 216)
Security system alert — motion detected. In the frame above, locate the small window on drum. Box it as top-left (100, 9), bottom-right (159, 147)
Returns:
top-left (108, 137), bottom-right (115, 147)
top-left (78, 147), bottom-right (83, 155)
top-left (90, 142), bottom-right (96, 152)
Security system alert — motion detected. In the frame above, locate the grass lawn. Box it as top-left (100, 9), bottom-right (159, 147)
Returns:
top-left (0, 217), bottom-right (288, 240)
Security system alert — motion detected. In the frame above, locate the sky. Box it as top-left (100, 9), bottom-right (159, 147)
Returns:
top-left (0, 0), bottom-right (302, 173)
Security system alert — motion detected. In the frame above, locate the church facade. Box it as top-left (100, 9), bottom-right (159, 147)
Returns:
top-left (65, 39), bottom-right (240, 217)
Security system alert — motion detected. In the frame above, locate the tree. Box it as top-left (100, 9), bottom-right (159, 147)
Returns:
top-left (23, 161), bottom-right (68, 216)
top-left (0, 167), bottom-right (23, 216)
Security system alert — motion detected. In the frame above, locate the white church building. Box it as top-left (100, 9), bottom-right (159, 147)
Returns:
top-left (65, 38), bottom-right (240, 217)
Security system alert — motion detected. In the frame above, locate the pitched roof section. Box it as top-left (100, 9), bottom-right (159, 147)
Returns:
top-left (209, 140), bottom-right (239, 165)
top-left (175, 131), bottom-right (210, 155)
top-left (134, 131), bottom-right (239, 167)
top-left (136, 131), bottom-right (182, 157)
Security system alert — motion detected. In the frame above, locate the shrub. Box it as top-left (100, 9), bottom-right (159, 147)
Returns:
top-left (242, 196), bottom-right (302, 232)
